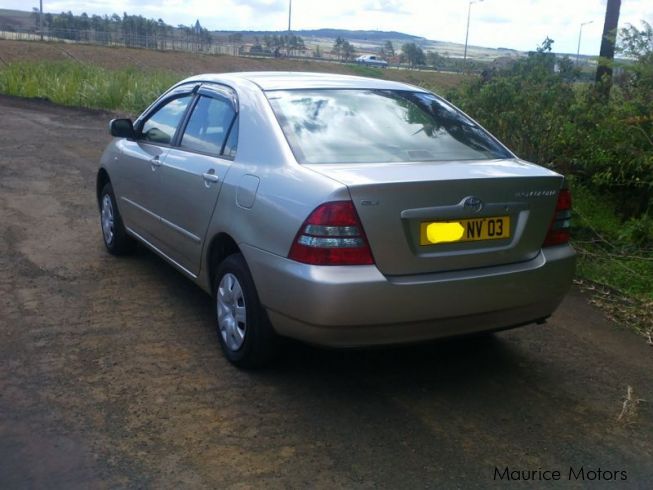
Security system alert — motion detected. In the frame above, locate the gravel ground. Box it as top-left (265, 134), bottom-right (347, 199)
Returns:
top-left (0, 94), bottom-right (651, 489)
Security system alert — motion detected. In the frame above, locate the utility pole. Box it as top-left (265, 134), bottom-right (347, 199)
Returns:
top-left (39, 0), bottom-right (43, 41)
top-left (576, 21), bottom-right (593, 64)
top-left (463, 0), bottom-right (484, 70)
top-left (595, 0), bottom-right (621, 93)
top-left (288, 0), bottom-right (292, 32)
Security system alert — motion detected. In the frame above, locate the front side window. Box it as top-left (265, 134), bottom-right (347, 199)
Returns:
top-left (141, 95), bottom-right (192, 145)
top-left (267, 89), bottom-right (512, 164)
top-left (181, 96), bottom-right (236, 156)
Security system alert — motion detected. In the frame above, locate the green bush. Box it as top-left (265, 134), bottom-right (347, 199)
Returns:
top-left (448, 35), bottom-right (653, 219)
top-left (449, 39), bottom-right (577, 167)
top-left (447, 34), bottom-right (653, 307)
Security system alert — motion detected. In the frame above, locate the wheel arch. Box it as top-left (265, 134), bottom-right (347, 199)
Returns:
top-left (206, 232), bottom-right (241, 293)
top-left (96, 168), bottom-right (111, 209)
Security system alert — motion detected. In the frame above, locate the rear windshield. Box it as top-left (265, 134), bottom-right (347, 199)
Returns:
top-left (266, 89), bottom-right (512, 164)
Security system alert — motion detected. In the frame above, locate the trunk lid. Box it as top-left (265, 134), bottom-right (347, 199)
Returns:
top-left (305, 159), bottom-right (563, 276)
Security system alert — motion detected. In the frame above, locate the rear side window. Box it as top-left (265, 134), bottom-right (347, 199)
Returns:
top-left (266, 89), bottom-right (511, 164)
top-left (141, 95), bottom-right (192, 145)
top-left (181, 96), bottom-right (236, 156)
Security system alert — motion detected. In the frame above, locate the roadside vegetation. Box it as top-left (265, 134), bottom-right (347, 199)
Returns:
top-left (445, 25), bottom-right (653, 338)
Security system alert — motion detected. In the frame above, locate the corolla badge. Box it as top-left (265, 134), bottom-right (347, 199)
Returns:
top-left (463, 196), bottom-right (484, 212)
top-left (515, 190), bottom-right (557, 198)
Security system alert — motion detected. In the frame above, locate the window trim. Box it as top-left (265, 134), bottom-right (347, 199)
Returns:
top-left (135, 87), bottom-right (197, 148)
top-left (220, 115), bottom-right (239, 161)
top-left (198, 84), bottom-right (239, 114)
top-left (134, 82), bottom-right (198, 128)
top-left (174, 85), bottom-right (239, 160)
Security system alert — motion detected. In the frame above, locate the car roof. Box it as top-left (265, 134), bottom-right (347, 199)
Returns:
top-left (179, 71), bottom-right (426, 92)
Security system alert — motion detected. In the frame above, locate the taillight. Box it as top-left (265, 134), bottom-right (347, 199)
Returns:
top-left (543, 188), bottom-right (572, 247)
top-left (288, 201), bottom-right (374, 265)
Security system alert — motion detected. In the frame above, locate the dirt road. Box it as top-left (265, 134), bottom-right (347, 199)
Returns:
top-left (0, 95), bottom-right (651, 488)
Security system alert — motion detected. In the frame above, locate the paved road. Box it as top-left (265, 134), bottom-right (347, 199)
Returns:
top-left (0, 95), bottom-right (651, 489)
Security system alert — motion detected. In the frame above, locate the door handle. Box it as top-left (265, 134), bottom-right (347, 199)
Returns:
top-left (150, 155), bottom-right (162, 168)
top-left (202, 172), bottom-right (219, 183)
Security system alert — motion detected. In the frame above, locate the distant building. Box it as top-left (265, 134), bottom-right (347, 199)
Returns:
top-left (194, 20), bottom-right (202, 35)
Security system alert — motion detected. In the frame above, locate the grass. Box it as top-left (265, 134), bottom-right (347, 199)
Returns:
top-left (572, 184), bottom-right (653, 299)
top-left (571, 182), bottom-right (653, 338)
top-left (0, 58), bottom-right (462, 112)
top-left (0, 61), bottom-right (183, 113)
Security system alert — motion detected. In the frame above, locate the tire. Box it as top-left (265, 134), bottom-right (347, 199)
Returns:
top-left (214, 253), bottom-right (278, 368)
top-left (99, 182), bottom-right (136, 255)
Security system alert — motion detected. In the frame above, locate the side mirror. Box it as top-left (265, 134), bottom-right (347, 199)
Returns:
top-left (109, 118), bottom-right (136, 139)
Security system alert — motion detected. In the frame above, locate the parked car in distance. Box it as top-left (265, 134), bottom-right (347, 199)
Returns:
top-left (355, 54), bottom-right (389, 67)
top-left (97, 72), bottom-right (575, 368)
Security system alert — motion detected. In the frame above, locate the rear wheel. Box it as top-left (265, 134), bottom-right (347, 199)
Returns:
top-left (214, 254), bottom-right (278, 368)
top-left (100, 182), bottom-right (136, 255)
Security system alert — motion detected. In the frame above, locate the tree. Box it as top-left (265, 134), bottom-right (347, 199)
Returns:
top-left (31, 7), bottom-right (39, 30)
top-left (332, 36), bottom-right (354, 61)
top-left (595, 0), bottom-right (622, 95)
top-left (332, 36), bottom-right (345, 60)
top-left (342, 40), bottom-right (355, 61)
top-left (426, 51), bottom-right (444, 70)
top-left (250, 36), bottom-right (264, 55)
top-left (618, 21), bottom-right (653, 106)
top-left (619, 21), bottom-right (653, 60)
top-left (401, 42), bottom-right (425, 67)
top-left (288, 34), bottom-right (305, 53)
top-left (383, 40), bottom-right (395, 57)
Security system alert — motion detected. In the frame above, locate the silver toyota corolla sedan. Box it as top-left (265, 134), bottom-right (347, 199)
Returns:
top-left (97, 72), bottom-right (575, 367)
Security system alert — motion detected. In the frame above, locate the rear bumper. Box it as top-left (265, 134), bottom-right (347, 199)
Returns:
top-left (242, 244), bottom-right (576, 347)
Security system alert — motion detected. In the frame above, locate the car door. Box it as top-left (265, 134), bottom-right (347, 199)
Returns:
top-left (115, 90), bottom-right (194, 244)
top-left (156, 85), bottom-right (239, 275)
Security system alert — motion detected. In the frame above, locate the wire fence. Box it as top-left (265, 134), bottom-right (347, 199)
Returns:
top-left (0, 26), bottom-right (263, 57)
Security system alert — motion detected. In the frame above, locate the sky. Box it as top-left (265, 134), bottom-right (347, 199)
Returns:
top-left (5, 0), bottom-right (653, 54)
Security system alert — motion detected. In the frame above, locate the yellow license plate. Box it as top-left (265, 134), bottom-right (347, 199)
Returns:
top-left (420, 216), bottom-right (511, 245)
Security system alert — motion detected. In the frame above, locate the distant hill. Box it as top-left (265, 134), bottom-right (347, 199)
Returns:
top-left (0, 8), bottom-right (35, 29)
top-left (223, 28), bottom-right (424, 42)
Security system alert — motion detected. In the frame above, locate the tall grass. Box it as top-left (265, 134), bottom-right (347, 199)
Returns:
top-left (0, 61), bottom-right (182, 113)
